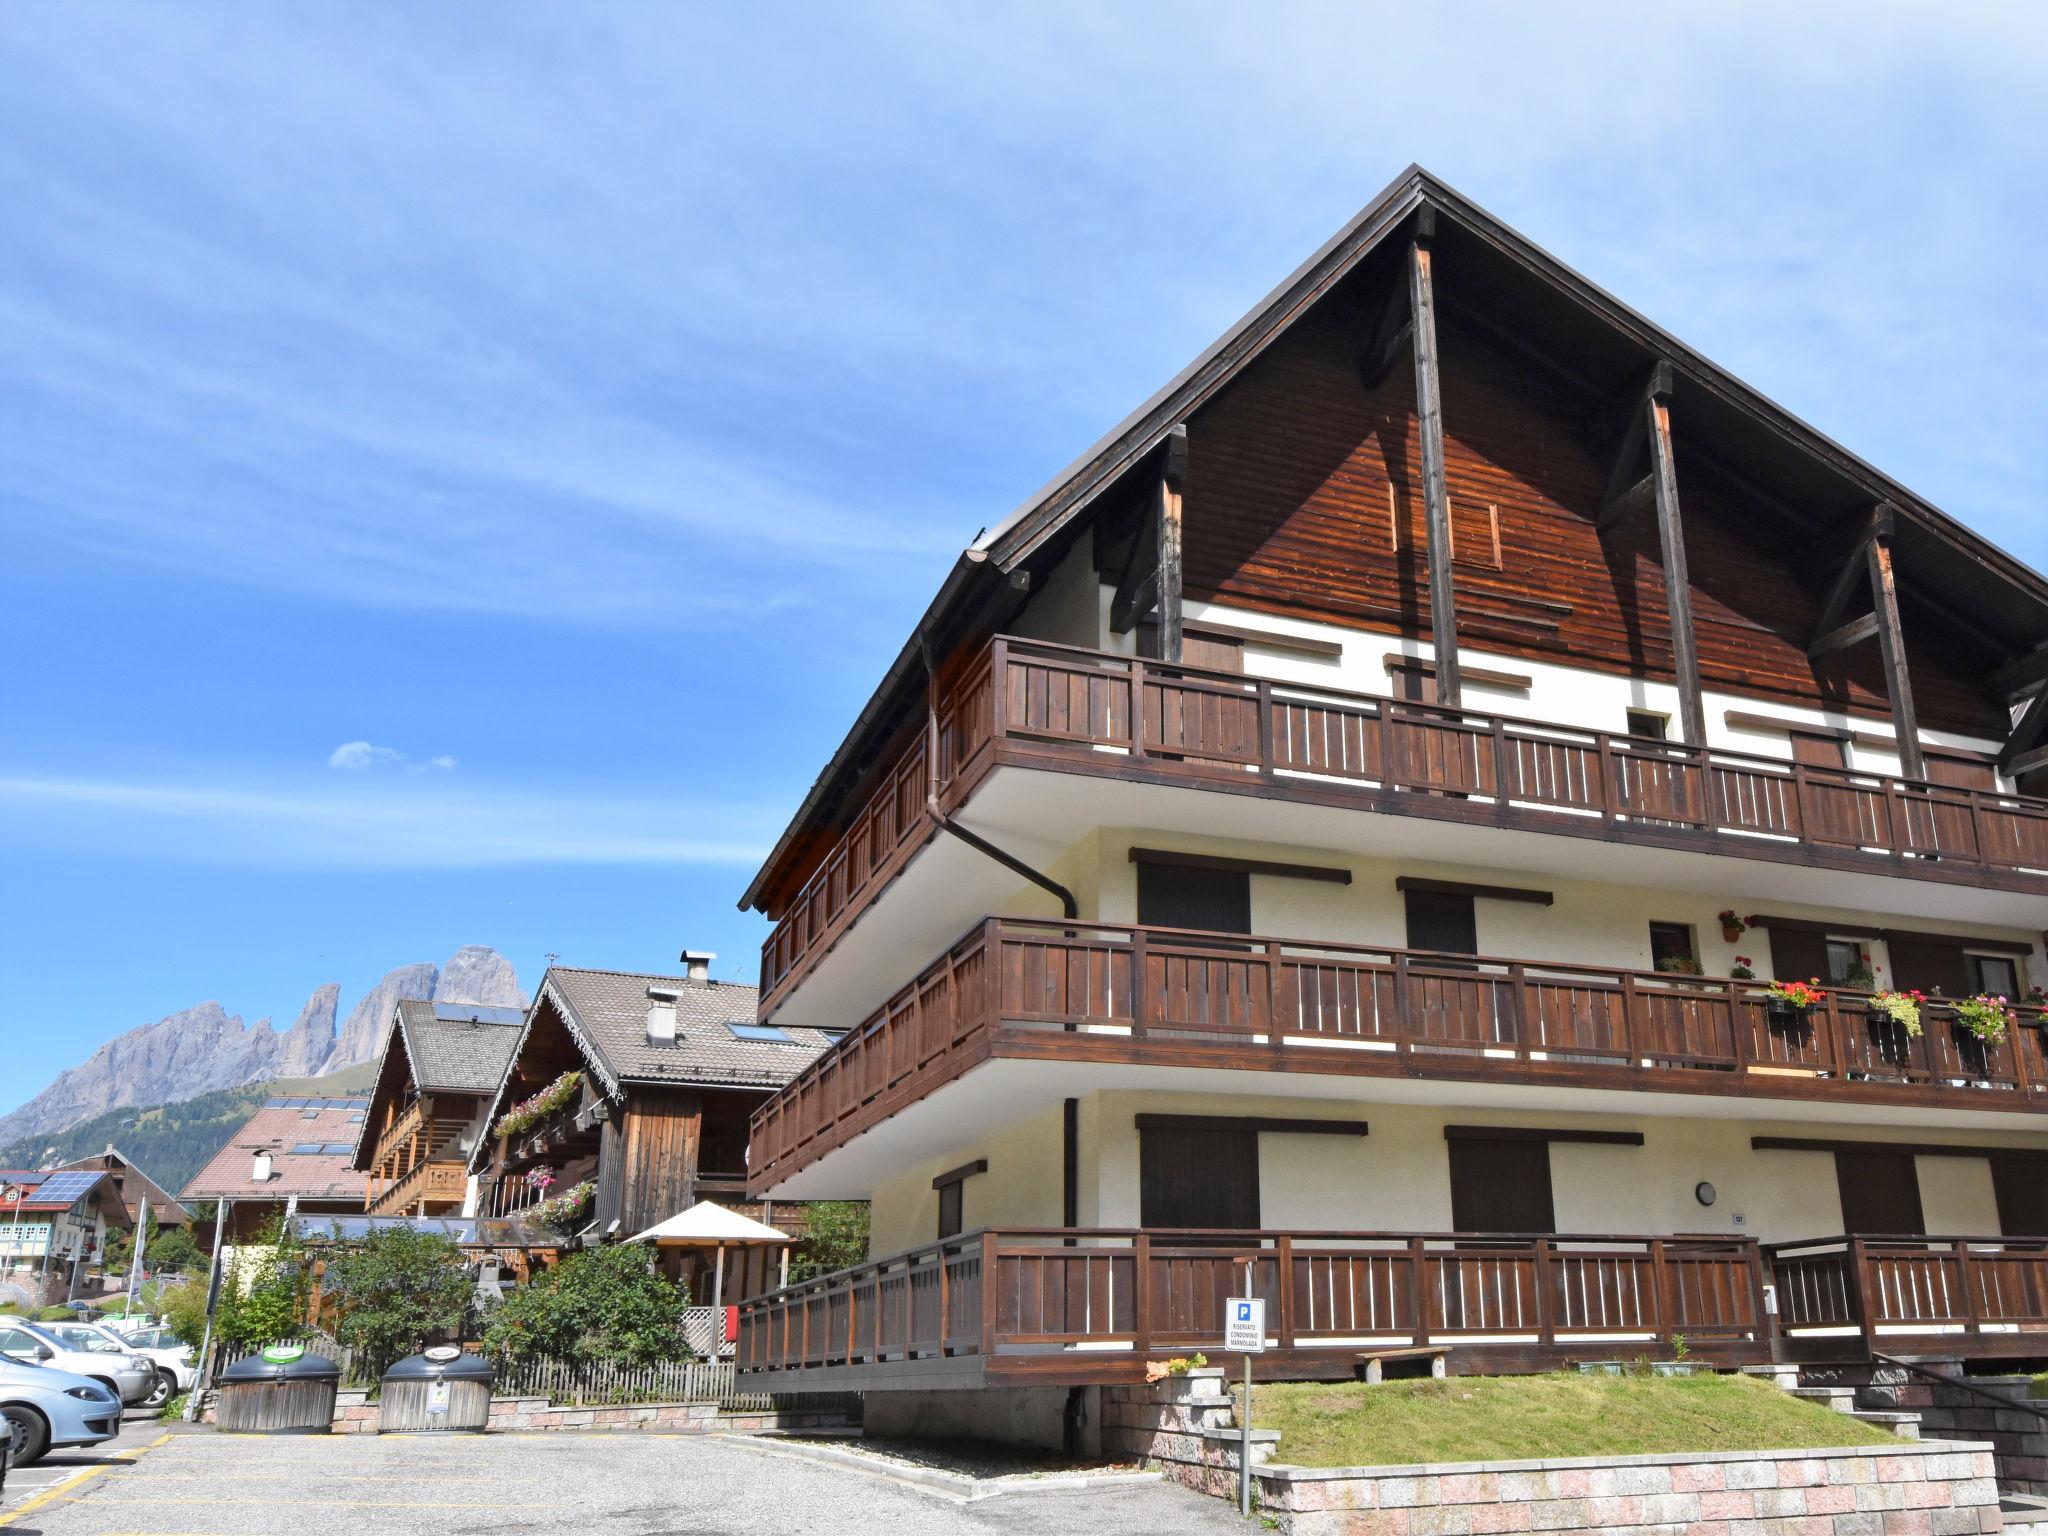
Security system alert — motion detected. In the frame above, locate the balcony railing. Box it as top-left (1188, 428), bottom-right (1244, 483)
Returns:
top-left (748, 917), bottom-right (2048, 1185)
top-left (757, 635), bottom-right (2048, 1011)
top-left (736, 1228), bottom-right (1770, 1386)
top-left (1766, 1235), bottom-right (2048, 1358)
top-left (366, 1158), bottom-right (468, 1216)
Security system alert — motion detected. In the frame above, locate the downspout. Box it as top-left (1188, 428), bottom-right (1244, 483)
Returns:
top-left (918, 631), bottom-right (1079, 921)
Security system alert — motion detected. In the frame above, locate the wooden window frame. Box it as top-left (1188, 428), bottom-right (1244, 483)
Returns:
top-left (1135, 1114), bottom-right (1369, 1137)
top-left (1444, 1126), bottom-right (1645, 1147)
top-left (1131, 848), bottom-right (1352, 885)
top-left (1395, 876), bottom-right (1552, 906)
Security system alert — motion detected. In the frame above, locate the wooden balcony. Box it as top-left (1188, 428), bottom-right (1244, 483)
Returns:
top-left (366, 1158), bottom-right (468, 1216)
top-left (748, 916), bottom-right (2048, 1188)
top-left (757, 636), bottom-right (2048, 1013)
top-left (1767, 1235), bottom-right (2048, 1362)
top-left (736, 1228), bottom-right (1774, 1389)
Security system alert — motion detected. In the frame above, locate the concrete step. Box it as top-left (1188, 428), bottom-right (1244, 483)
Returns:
top-left (1849, 1409), bottom-right (1923, 1440)
top-left (1789, 1386), bottom-right (1861, 1414)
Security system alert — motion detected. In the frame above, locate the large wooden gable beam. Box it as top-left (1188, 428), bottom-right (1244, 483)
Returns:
top-left (1991, 642), bottom-right (2048, 701)
top-left (1643, 374), bottom-right (1707, 747)
top-left (1406, 211), bottom-right (1460, 706)
top-left (2001, 682), bottom-right (2048, 777)
top-left (1107, 424), bottom-right (1189, 659)
top-left (1592, 361), bottom-right (1670, 534)
top-left (1801, 502), bottom-right (1925, 779)
top-left (1360, 208), bottom-right (1431, 390)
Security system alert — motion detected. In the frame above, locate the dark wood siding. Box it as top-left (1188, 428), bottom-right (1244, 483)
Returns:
top-left (1768, 927), bottom-right (1833, 986)
top-left (1834, 1149), bottom-right (1926, 1236)
top-left (1991, 1157), bottom-right (2048, 1237)
top-left (1447, 1138), bottom-right (1556, 1234)
top-left (1140, 1124), bottom-right (1258, 1229)
top-left (1887, 938), bottom-right (1971, 997)
top-left (614, 1088), bottom-right (703, 1237)
top-left (1180, 297), bottom-right (2006, 737)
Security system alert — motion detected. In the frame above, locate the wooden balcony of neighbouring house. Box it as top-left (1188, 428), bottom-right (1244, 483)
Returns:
top-left (733, 1227), bottom-right (2048, 1391)
top-left (365, 1157), bottom-right (468, 1217)
top-left (755, 636), bottom-right (2048, 1018)
top-left (748, 916), bottom-right (2048, 1190)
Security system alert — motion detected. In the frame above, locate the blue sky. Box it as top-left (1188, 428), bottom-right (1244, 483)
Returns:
top-left (3, 3), bottom-right (2045, 1112)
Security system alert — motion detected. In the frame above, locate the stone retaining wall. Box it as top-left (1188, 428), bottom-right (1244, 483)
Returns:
top-left (1100, 1372), bottom-right (2005, 1536)
top-left (207, 1388), bottom-right (846, 1436)
top-left (1841, 1361), bottom-right (2048, 1496)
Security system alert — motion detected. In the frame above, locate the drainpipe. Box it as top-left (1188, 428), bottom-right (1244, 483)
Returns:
top-left (917, 630), bottom-right (1078, 920)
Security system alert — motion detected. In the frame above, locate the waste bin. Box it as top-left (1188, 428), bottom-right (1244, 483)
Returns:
top-left (378, 1347), bottom-right (494, 1434)
top-left (214, 1344), bottom-right (341, 1434)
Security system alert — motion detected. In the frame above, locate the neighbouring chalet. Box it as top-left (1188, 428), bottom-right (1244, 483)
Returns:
top-left (50, 1147), bottom-right (191, 1234)
top-left (353, 998), bottom-right (527, 1217)
top-left (729, 166), bottom-right (2048, 1408)
top-left (468, 958), bottom-right (836, 1240)
top-left (0, 1169), bottom-right (130, 1306)
top-left (181, 1095), bottom-right (370, 1242)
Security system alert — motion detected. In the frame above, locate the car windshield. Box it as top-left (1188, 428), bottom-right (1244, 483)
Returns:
top-left (52, 1324), bottom-right (126, 1353)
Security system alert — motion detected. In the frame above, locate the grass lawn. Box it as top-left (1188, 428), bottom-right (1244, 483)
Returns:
top-left (1234, 1373), bottom-right (1901, 1469)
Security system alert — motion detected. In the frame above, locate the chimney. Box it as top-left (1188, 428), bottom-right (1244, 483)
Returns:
top-left (251, 1149), bottom-right (273, 1183)
top-left (680, 949), bottom-right (715, 983)
top-left (645, 986), bottom-right (681, 1045)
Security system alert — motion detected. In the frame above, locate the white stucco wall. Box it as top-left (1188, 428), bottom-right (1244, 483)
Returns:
top-left (855, 1086), bottom-right (2043, 1260)
top-left (1054, 826), bottom-right (2040, 986)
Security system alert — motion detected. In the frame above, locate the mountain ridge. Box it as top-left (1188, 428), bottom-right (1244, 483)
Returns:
top-left (0, 945), bottom-right (525, 1151)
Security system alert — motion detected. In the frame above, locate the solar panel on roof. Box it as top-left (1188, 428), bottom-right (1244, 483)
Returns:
top-left (25, 1171), bottom-right (99, 1205)
top-left (431, 1002), bottom-right (525, 1025)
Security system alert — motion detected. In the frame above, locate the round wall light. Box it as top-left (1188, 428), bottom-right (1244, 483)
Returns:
top-left (1695, 1181), bottom-right (1718, 1207)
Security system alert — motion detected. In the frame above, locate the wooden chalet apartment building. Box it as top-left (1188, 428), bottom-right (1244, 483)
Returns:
top-left (729, 167), bottom-right (2048, 1406)
top-left (353, 998), bottom-right (527, 1218)
top-left (466, 957), bottom-right (835, 1241)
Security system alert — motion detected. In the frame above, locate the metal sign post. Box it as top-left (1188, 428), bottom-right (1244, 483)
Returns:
top-left (1224, 1283), bottom-right (1267, 1518)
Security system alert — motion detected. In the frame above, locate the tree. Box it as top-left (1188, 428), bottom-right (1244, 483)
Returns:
top-left (483, 1245), bottom-right (688, 1366)
top-left (318, 1228), bottom-right (472, 1379)
top-left (212, 1215), bottom-right (310, 1348)
top-left (146, 1226), bottom-right (203, 1276)
top-left (789, 1201), bottom-right (868, 1281)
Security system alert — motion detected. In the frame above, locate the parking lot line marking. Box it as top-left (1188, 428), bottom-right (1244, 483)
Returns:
top-left (88, 1497), bottom-right (567, 1509)
top-left (0, 1430), bottom-right (172, 1528)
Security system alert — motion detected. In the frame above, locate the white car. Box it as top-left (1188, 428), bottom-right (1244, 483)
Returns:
top-left (104, 1325), bottom-right (194, 1408)
top-left (0, 1320), bottom-right (155, 1407)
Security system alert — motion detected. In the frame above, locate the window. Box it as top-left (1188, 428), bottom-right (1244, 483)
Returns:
top-left (1625, 710), bottom-right (1668, 741)
top-left (291, 1142), bottom-right (323, 1155)
top-left (321, 1143), bottom-right (353, 1156)
top-left (1824, 941), bottom-right (1869, 987)
top-left (1648, 922), bottom-right (1698, 974)
top-left (1136, 860), bottom-right (1250, 934)
top-left (301, 1109), bottom-right (319, 1121)
top-left (728, 1022), bottom-right (796, 1045)
top-left (937, 1180), bottom-right (963, 1240)
top-left (1969, 955), bottom-right (2020, 999)
top-left (1404, 888), bottom-right (1477, 956)
top-left (1833, 1149), bottom-right (1925, 1236)
top-left (1788, 731), bottom-right (1848, 770)
top-left (1140, 1122), bottom-right (1258, 1230)
top-left (1448, 1138), bottom-right (1556, 1234)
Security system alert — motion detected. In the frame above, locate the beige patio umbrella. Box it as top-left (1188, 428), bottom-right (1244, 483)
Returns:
top-left (625, 1200), bottom-right (792, 1310)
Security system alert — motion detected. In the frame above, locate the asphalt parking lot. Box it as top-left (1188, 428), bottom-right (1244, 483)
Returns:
top-left (2, 1408), bottom-right (166, 1522)
top-left (5, 1426), bottom-right (1251, 1535)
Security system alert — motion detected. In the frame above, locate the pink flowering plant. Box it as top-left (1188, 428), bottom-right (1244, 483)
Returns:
top-left (1951, 994), bottom-right (2011, 1045)
top-left (532, 1178), bottom-right (594, 1232)
top-left (495, 1069), bottom-right (583, 1141)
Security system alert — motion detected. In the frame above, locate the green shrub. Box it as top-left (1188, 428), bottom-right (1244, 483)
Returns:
top-left (37, 1304), bottom-right (78, 1321)
top-left (789, 1201), bottom-right (869, 1281)
top-left (319, 1227), bottom-right (472, 1379)
top-left (483, 1245), bottom-right (688, 1366)
top-left (212, 1215), bottom-right (311, 1348)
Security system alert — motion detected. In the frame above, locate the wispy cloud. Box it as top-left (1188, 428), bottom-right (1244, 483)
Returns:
top-left (327, 741), bottom-right (457, 774)
top-left (0, 772), bottom-right (775, 870)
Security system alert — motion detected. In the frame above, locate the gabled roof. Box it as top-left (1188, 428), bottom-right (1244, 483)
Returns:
top-left (0, 1168), bottom-right (109, 1215)
top-left (351, 999), bottom-right (526, 1169)
top-left (181, 1099), bottom-right (370, 1205)
top-left (54, 1147), bottom-right (191, 1225)
top-left (468, 967), bottom-right (830, 1171)
top-left (738, 164), bottom-right (2048, 914)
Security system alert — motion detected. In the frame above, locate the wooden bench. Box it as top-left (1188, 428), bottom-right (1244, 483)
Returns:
top-left (1356, 1346), bottom-right (1450, 1383)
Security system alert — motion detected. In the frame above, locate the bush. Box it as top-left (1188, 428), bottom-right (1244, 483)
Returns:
top-left (483, 1245), bottom-right (688, 1367)
top-left (160, 1279), bottom-right (211, 1351)
top-left (318, 1228), bottom-right (472, 1379)
top-left (789, 1201), bottom-right (869, 1281)
top-left (212, 1215), bottom-right (311, 1349)
top-left (37, 1305), bottom-right (78, 1321)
